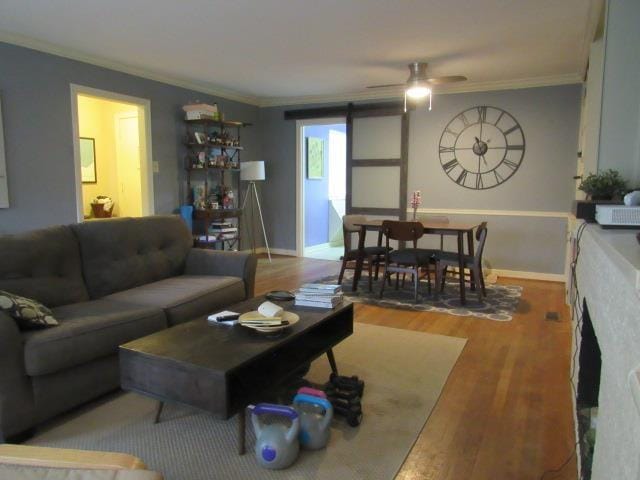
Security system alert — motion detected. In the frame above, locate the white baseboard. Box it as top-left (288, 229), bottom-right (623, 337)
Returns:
top-left (303, 242), bottom-right (331, 254)
top-left (490, 268), bottom-right (565, 283)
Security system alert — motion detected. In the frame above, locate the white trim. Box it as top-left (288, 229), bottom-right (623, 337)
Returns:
top-left (258, 73), bottom-right (583, 107)
top-left (0, 31), bottom-right (260, 106)
top-left (70, 84), bottom-right (155, 222)
top-left (295, 117), bottom-right (346, 258)
top-left (0, 94), bottom-right (9, 208)
top-left (490, 268), bottom-right (565, 283)
top-left (411, 207), bottom-right (570, 219)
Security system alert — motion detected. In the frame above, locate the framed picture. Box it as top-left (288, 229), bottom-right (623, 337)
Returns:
top-left (306, 137), bottom-right (324, 179)
top-left (80, 137), bottom-right (97, 184)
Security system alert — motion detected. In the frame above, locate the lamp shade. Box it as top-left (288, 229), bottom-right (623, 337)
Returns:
top-left (241, 161), bottom-right (265, 181)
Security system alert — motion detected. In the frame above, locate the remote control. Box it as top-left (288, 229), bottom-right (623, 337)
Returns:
top-left (216, 314), bottom-right (240, 322)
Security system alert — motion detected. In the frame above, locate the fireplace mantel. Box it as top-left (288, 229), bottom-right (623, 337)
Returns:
top-left (574, 223), bottom-right (640, 480)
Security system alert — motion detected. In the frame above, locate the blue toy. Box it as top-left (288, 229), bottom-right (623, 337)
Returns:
top-left (293, 392), bottom-right (333, 450)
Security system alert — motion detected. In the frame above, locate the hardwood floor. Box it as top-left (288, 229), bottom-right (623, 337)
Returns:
top-left (255, 255), bottom-right (577, 480)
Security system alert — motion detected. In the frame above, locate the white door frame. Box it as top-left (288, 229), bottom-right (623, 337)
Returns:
top-left (295, 117), bottom-right (345, 257)
top-left (70, 84), bottom-right (154, 222)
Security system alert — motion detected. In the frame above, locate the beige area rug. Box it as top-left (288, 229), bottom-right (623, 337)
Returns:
top-left (29, 323), bottom-right (466, 480)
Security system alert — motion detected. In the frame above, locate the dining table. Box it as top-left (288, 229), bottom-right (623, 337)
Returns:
top-left (352, 219), bottom-right (482, 305)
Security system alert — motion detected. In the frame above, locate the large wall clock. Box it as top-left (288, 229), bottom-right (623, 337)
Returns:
top-left (438, 106), bottom-right (525, 190)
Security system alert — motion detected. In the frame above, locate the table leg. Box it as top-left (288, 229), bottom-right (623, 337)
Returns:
top-left (238, 407), bottom-right (246, 455)
top-left (327, 348), bottom-right (339, 375)
top-left (467, 230), bottom-right (476, 291)
top-left (457, 233), bottom-right (466, 305)
top-left (153, 401), bottom-right (164, 424)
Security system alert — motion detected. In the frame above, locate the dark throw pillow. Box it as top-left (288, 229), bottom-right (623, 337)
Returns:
top-left (0, 290), bottom-right (58, 329)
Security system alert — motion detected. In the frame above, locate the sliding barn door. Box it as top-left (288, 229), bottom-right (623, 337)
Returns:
top-left (347, 107), bottom-right (409, 225)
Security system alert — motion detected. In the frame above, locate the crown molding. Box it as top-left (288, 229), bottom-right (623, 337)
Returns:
top-left (0, 31), bottom-right (583, 110)
top-left (0, 31), bottom-right (261, 106)
top-left (257, 73), bottom-right (584, 107)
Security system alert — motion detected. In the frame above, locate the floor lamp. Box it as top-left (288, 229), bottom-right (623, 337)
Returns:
top-left (241, 161), bottom-right (271, 262)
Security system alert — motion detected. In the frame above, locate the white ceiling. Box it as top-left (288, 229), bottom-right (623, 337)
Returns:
top-left (0, 0), bottom-right (600, 106)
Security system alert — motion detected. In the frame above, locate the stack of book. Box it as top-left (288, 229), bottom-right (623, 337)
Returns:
top-left (209, 221), bottom-right (238, 240)
top-left (294, 284), bottom-right (343, 309)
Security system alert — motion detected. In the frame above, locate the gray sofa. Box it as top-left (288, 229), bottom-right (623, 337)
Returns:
top-left (0, 215), bottom-right (257, 441)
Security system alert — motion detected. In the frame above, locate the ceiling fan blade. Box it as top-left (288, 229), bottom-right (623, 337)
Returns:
top-left (366, 83), bottom-right (404, 89)
top-left (426, 75), bottom-right (467, 85)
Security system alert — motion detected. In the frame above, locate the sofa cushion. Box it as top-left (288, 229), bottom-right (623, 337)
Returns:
top-left (0, 290), bottom-right (58, 329)
top-left (71, 216), bottom-right (193, 299)
top-left (0, 225), bottom-right (89, 307)
top-left (105, 275), bottom-right (246, 326)
top-left (22, 299), bottom-right (167, 376)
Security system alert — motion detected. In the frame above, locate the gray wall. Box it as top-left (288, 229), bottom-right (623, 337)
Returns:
top-left (260, 85), bottom-right (580, 274)
top-left (598, 0), bottom-right (640, 185)
top-left (0, 42), bottom-right (259, 234)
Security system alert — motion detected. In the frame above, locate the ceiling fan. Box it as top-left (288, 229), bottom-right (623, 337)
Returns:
top-left (367, 62), bottom-right (467, 111)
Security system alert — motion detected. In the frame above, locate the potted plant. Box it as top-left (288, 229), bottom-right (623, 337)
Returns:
top-left (578, 169), bottom-right (628, 200)
top-left (575, 169), bottom-right (628, 222)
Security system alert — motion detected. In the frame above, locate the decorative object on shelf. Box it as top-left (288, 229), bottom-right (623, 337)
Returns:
top-left (79, 137), bottom-right (97, 184)
top-left (578, 169), bottom-right (628, 201)
top-left (183, 102), bottom-right (219, 121)
top-left (241, 160), bottom-right (271, 262)
top-left (194, 131), bottom-right (207, 144)
top-left (439, 106), bottom-right (525, 190)
top-left (366, 62), bottom-right (467, 112)
top-left (90, 196), bottom-right (113, 218)
top-left (410, 190), bottom-right (422, 220)
top-left (306, 137), bottom-right (324, 179)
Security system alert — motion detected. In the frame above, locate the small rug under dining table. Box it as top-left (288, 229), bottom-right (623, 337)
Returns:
top-left (317, 271), bottom-right (522, 321)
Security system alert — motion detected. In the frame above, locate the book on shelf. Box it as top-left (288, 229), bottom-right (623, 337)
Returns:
top-left (209, 227), bottom-right (238, 233)
top-left (298, 283), bottom-right (342, 294)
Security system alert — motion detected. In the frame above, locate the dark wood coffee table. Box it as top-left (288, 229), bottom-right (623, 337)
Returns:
top-left (119, 296), bottom-right (354, 454)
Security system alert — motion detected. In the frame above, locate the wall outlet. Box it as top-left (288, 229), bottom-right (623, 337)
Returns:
top-left (153, 161), bottom-right (159, 173)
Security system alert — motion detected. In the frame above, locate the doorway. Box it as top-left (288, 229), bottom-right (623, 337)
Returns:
top-left (296, 118), bottom-right (346, 260)
top-left (71, 85), bottom-right (153, 221)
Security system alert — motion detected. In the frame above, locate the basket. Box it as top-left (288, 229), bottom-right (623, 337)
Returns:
top-left (91, 202), bottom-right (114, 218)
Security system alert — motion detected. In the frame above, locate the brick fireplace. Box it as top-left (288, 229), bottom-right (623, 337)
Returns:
top-left (573, 224), bottom-right (640, 480)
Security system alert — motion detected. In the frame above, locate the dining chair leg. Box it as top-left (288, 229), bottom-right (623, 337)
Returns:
top-left (402, 273), bottom-right (407, 288)
top-left (426, 265), bottom-right (432, 295)
top-left (413, 267), bottom-right (419, 302)
top-left (395, 272), bottom-right (400, 290)
top-left (473, 267), bottom-right (484, 302)
top-left (478, 264), bottom-right (487, 296)
top-left (367, 258), bottom-right (373, 293)
top-left (338, 258), bottom-right (347, 285)
top-left (379, 269), bottom-right (388, 298)
top-left (439, 265), bottom-right (447, 292)
top-left (374, 256), bottom-right (381, 280)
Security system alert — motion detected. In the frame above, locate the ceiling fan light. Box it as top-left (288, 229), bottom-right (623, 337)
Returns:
top-left (406, 86), bottom-right (431, 99)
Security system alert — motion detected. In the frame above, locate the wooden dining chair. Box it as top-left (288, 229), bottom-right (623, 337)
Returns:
top-left (379, 221), bottom-right (439, 302)
top-left (338, 215), bottom-right (388, 292)
top-left (434, 222), bottom-right (488, 301)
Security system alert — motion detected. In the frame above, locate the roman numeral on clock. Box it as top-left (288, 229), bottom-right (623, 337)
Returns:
top-left (506, 144), bottom-right (524, 150)
top-left (503, 125), bottom-right (520, 136)
top-left (503, 159), bottom-right (519, 170)
top-left (477, 106), bottom-right (487, 123)
top-left (476, 173), bottom-right (484, 189)
top-left (442, 159), bottom-right (459, 173)
top-left (459, 113), bottom-right (470, 127)
top-left (439, 146), bottom-right (455, 154)
top-left (494, 170), bottom-right (504, 183)
top-left (456, 170), bottom-right (468, 185)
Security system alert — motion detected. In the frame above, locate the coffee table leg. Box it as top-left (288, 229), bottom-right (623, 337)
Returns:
top-left (154, 401), bottom-right (164, 424)
top-left (238, 407), bottom-right (246, 455)
top-left (327, 348), bottom-right (339, 375)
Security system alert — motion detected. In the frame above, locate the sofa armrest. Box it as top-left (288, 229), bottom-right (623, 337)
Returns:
top-left (0, 313), bottom-right (36, 441)
top-left (185, 249), bottom-right (258, 298)
top-left (0, 444), bottom-right (152, 471)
